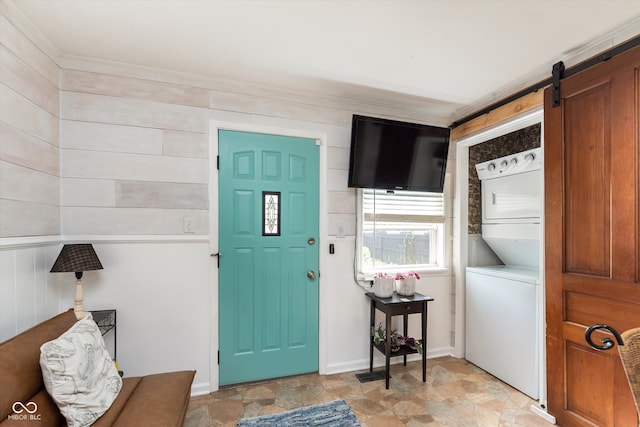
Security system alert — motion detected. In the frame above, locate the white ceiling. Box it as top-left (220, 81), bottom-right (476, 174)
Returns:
top-left (10, 0), bottom-right (640, 124)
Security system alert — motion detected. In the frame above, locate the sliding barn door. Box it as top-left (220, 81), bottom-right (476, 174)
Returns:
top-left (544, 45), bottom-right (640, 426)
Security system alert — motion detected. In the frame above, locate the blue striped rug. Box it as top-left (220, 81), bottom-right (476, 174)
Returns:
top-left (237, 399), bottom-right (360, 426)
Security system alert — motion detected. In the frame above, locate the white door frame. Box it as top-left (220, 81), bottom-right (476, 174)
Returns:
top-left (452, 107), bottom-right (549, 411)
top-left (208, 120), bottom-right (328, 392)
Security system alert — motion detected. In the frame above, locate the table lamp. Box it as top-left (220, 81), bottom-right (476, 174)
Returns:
top-left (50, 244), bottom-right (103, 319)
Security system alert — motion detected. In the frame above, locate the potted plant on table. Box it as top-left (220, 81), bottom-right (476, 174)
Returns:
top-left (394, 271), bottom-right (420, 296)
top-left (371, 322), bottom-right (423, 353)
top-left (373, 272), bottom-right (394, 298)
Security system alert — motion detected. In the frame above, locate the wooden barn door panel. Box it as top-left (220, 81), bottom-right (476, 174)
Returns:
top-left (544, 45), bottom-right (640, 427)
top-left (563, 83), bottom-right (611, 277)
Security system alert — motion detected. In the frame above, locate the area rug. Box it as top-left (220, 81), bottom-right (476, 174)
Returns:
top-left (237, 399), bottom-right (360, 426)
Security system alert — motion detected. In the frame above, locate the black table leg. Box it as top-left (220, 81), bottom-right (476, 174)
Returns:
top-left (422, 302), bottom-right (427, 383)
top-left (403, 313), bottom-right (408, 366)
top-left (385, 309), bottom-right (392, 389)
top-left (369, 300), bottom-right (374, 373)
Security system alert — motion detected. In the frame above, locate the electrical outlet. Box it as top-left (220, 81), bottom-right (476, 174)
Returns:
top-left (183, 217), bottom-right (194, 233)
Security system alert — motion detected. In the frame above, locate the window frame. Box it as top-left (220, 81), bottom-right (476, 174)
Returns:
top-left (355, 184), bottom-right (450, 280)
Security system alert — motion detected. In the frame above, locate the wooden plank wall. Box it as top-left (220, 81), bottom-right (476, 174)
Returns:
top-left (0, 1), bottom-right (61, 237)
top-left (57, 59), bottom-right (455, 237)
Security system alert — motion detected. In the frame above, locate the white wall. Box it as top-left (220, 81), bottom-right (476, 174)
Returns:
top-left (0, 240), bottom-right (61, 341)
top-left (0, 0), bottom-right (455, 395)
top-left (66, 239), bottom-right (213, 395)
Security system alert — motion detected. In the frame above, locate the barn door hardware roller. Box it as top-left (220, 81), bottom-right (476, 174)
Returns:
top-left (551, 61), bottom-right (565, 108)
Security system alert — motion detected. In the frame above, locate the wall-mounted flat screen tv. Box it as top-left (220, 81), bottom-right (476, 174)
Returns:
top-left (348, 115), bottom-right (450, 193)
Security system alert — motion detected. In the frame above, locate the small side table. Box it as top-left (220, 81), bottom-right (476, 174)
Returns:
top-left (366, 292), bottom-right (434, 389)
top-left (91, 309), bottom-right (116, 360)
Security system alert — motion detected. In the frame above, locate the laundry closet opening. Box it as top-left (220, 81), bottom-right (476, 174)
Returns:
top-left (464, 122), bottom-right (543, 400)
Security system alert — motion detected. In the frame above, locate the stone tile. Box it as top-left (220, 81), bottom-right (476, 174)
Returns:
top-left (405, 413), bottom-right (436, 426)
top-left (392, 399), bottom-right (428, 416)
top-left (183, 405), bottom-right (209, 427)
top-left (187, 357), bottom-right (555, 427)
top-left (207, 399), bottom-right (243, 424)
top-left (242, 385), bottom-right (274, 401)
top-left (349, 397), bottom-right (387, 415)
top-left (478, 398), bottom-right (509, 413)
top-left (364, 415), bottom-right (406, 427)
top-left (274, 386), bottom-right (302, 409)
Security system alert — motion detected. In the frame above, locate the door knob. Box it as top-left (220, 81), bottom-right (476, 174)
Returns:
top-left (307, 270), bottom-right (316, 280)
top-left (585, 324), bottom-right (624, 350)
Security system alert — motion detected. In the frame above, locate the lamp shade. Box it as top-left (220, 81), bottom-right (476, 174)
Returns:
top-left (50, 244), bottom-right (103, 273)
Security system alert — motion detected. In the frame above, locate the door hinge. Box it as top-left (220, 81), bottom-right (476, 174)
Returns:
top-left (217, 350), bottom-right (220, 365)
top-left (211, 252), bottom-right (221, 268)
top-left (217, 155), bottom-right (220, 170)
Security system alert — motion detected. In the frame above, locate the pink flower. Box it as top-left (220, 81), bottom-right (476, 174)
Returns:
top-left (395, 271), bottom-right (420, 280)
top-left (374, 272), bottom-right (392, 279)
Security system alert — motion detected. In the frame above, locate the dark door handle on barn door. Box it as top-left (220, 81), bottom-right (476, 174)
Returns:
top-left (585, 324), bottom-right (624, 350)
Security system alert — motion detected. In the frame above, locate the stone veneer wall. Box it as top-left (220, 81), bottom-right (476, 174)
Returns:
top-left (467, 123), bottom-right (541, 234)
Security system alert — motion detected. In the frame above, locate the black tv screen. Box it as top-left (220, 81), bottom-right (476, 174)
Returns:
top-left (347, 115), bottom-right (450, 192)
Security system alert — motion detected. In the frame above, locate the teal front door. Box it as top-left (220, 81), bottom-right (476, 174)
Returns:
top-left (218, 130), bottom-right (319, 386)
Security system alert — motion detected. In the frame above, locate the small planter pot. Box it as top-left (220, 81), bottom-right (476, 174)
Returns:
top-left (373, 278), bottom-right (394, 298)
top-left (395, 277), bottom-right (416, 296)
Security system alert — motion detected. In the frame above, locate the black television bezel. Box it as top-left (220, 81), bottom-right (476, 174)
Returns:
top-left (347, 114), bottom-right (450, 193)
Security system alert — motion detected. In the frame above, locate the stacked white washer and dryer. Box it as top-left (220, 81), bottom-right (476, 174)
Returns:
top-left (465, 147), bottom-right (542, 399)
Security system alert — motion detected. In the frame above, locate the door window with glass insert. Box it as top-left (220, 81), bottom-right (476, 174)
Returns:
top-left (359, 189), bottom-right (445, 274)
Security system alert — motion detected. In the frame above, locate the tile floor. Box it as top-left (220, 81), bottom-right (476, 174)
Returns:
top-left (185, 356), bottom-right (555, 427)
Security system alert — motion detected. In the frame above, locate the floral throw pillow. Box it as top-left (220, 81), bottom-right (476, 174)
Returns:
top-left (40, 314), bottom-right (122, 427)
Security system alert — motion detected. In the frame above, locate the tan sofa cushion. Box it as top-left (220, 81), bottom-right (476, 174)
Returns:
top-left (110, 371), bottom-right (195, 427)
top-left (0, 310), bottom-right (76, 422)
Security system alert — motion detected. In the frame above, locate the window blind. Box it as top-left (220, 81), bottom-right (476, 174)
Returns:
top-left (362, 189), bottom-right (445, 224)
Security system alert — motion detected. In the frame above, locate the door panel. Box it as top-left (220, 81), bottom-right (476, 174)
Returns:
top-left (563, 84), bottom-right (611, 277)
top-left (545, 45), bottom-right (640, 426)
top-left (218, 130), bottom-right (319, 386)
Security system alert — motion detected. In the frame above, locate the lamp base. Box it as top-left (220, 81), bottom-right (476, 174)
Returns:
top-left (74, 278), bottom-right (89, 320)
top-left (74, 308), bottom-right (90, 320)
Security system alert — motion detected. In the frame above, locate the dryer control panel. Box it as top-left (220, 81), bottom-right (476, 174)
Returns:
top-left (475, 148), bottom-right (541, 180)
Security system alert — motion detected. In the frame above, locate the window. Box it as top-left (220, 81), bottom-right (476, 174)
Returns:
top-left (358, 189), bottom-right (446, 275)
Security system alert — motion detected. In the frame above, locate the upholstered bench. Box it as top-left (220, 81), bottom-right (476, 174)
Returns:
top-left (0, 309), bottom-right (195, 426)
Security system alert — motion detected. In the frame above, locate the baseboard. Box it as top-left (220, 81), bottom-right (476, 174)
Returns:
top-left (190, 382), bottom-right (211, 397)
top-left (530, 405), bottom-right (556, 424)
top-left (426, 346), bottom-right (455, 359)
top-left (324, 346), bottom-right (454, 375)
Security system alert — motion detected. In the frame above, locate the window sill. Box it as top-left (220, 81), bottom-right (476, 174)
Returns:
top-left (358, 267), bottom-right (450, 282)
